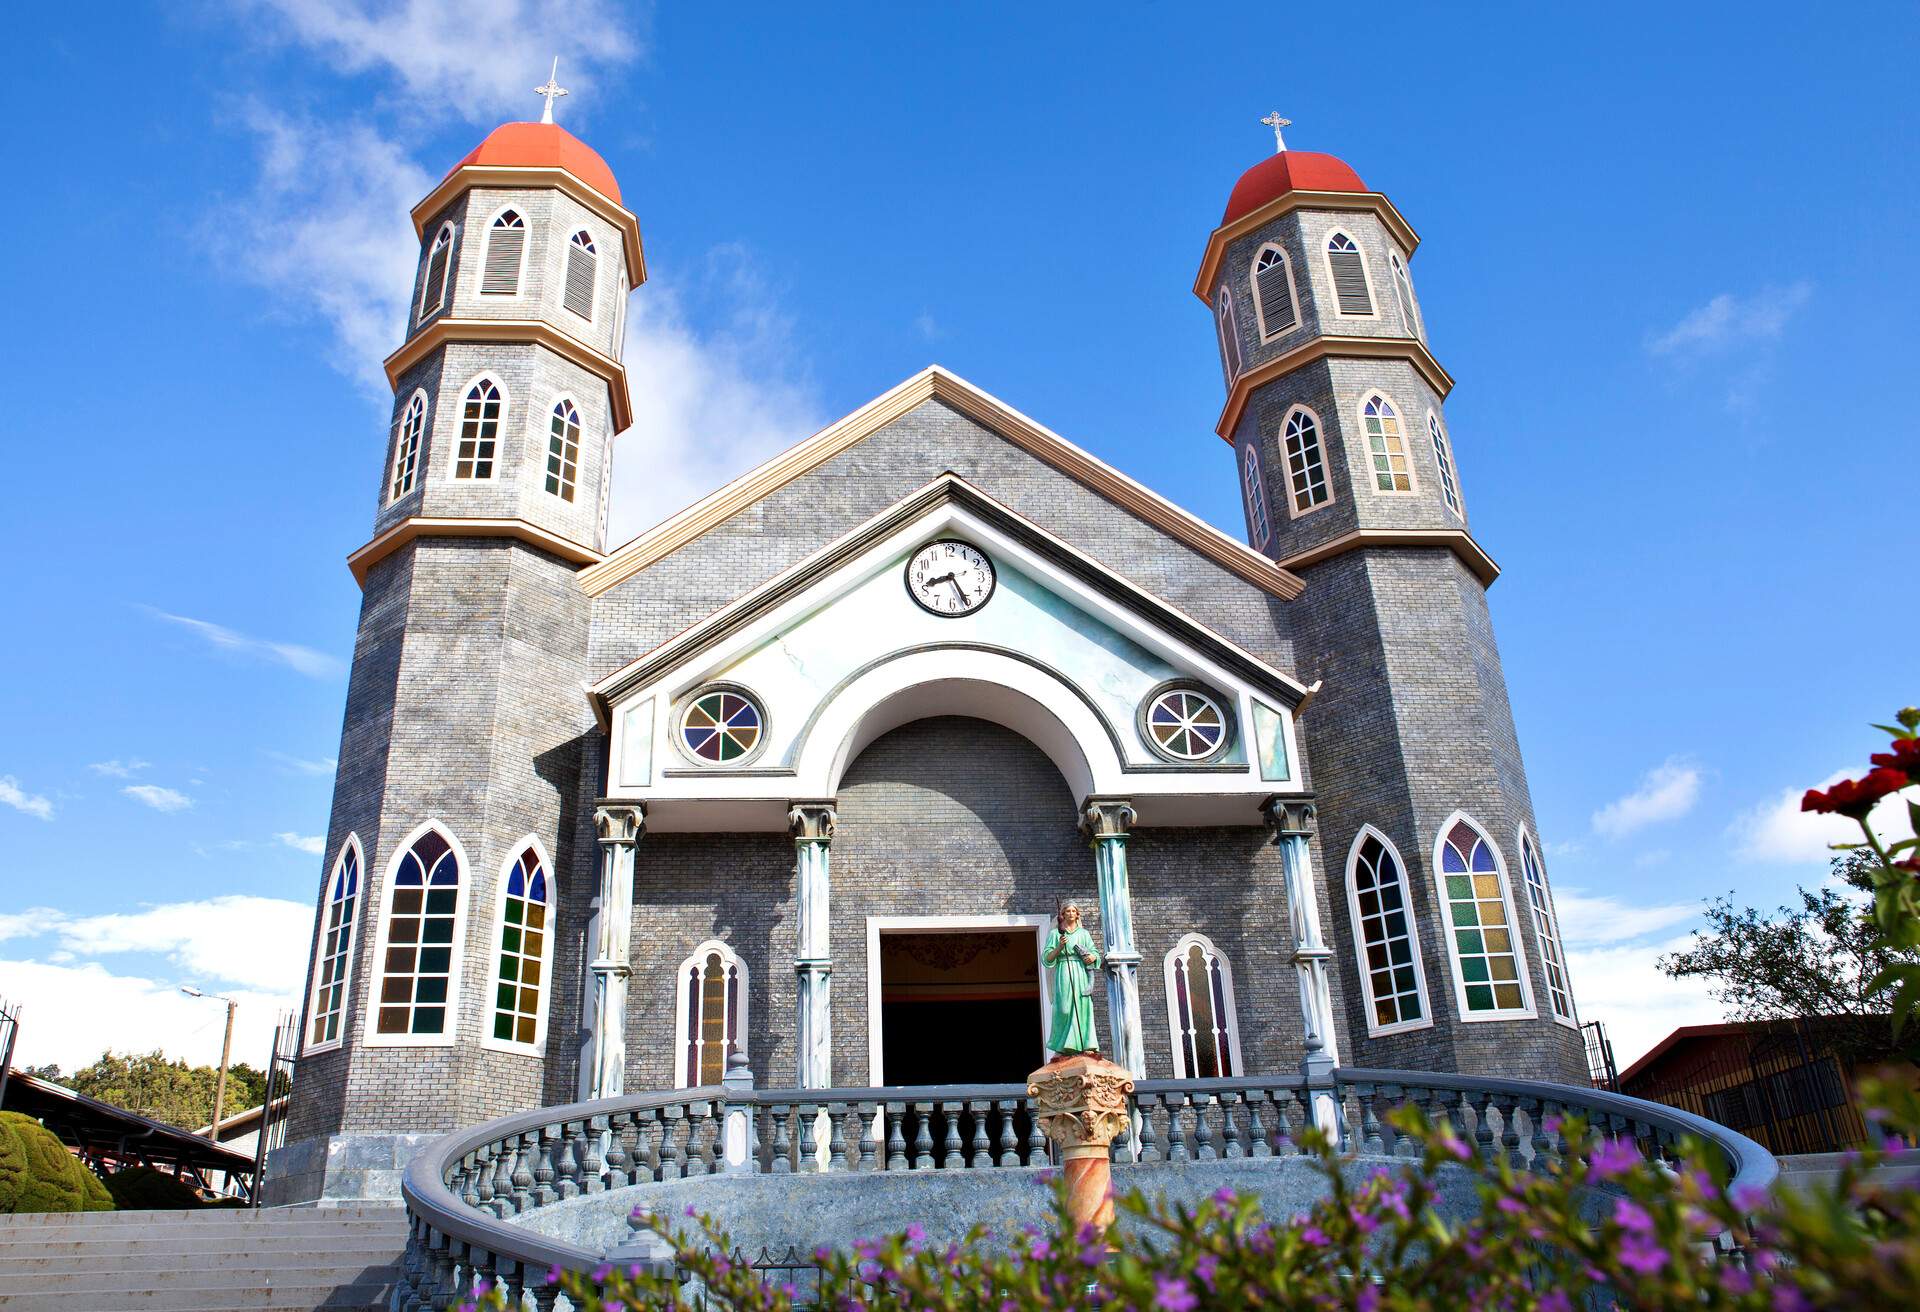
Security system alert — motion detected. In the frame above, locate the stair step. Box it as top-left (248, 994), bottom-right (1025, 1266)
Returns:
top-left (0, 1283), bottom-right (395, 1311)
top-left (0, 1265), bottom-right (400, 1295)
top-left (0, 1249), bottom-right (402, 1276)
top-left (0, 1205), bottom-right (403, 1228)
top-left (0, 1223), bottom-right (407, 1249)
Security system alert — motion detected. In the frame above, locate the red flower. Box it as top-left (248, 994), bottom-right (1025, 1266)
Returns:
top-left (1869, 736), bottom-right (1920, 778)
top-left (1802, 767), bottom-right (1910, 819)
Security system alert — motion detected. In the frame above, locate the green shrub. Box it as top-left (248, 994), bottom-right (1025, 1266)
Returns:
top-left (0, 1112), bottom-right (114, 1213)
top-left (0, 1111), bottom-right (23, 1212)
top-left (103, 1165), bottom-right (203, 1211)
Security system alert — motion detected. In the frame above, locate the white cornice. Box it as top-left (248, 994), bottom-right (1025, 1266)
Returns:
top-left (1273, 527), bottom-right (1500, 587)
top-left (1214, 336), bottom-right (1455, 442)
top-left (347, 516), bottom-right (604, 586)
top-left (383, 318), bottom-right (633, 434)
top-left (1193, 189), bottom-right (1419, 302)
top-left (411, 164), bottom-right (646, 288)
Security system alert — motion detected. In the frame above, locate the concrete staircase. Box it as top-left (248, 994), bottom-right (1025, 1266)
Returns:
top-left (0, 1204), bottom-right (406, 1311)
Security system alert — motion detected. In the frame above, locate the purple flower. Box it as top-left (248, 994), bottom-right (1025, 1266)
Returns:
top-left (999, 1301), bottom-right (1018, 1312)
top-left (471, 1279), bottom-right (493, 1298)
top-left (1153, 1275), bottom-right (1199, 1312)
top-left (1301, 1224), bottom-right (1329, 1247)
top-left (1349, 1207), bottom-right (1380, 1236)
top-left (1496, 1197), bottom-right (1527, 1217)
top-left (1617, 1236), bottom-right (1667, 1276)
top-left (777, 1285), bottom-right (798, 1301)
top-left (1588, 1137), bottom-right (1641, 1180)
top-left (1028, 1238), bottom-right (1052, 1261)
top-left (814, 1247), bottom-right (832, 1263)
top-left (457, 1302), bottom-right (477, 1312)
top-left (1731, 1183), bottom-right (1771, 1214)
top-left (1247, 1222), bottom-right (1275, 1255)
top-left (627, 1265), bottom-right (644, 1279)
top-left (544, 1264), bottom-right (562, 1286)
top-left (1772, 1285), bottom-right (1812, 1312)
top-left (904, 1222), bottom-right (926, 1247)
top-left (1435, 1130), bottom-right (1471, 1162)
top-left (1538, 1292), bottom-right (1572, 1312)
top-left (1722, 1268), bottom-right (1753, 1295)
top-left (1195, 1254), bottom-right (1219, 1291)
top-left (592, 1263), bottom-right (612, 1283)
top-left (1542, 1114), bottom-right (1563, 1135)
top-left (1212, 1185), bottom-right (1236, 1206)
top-left (1356, 1286), bottom-right (1380, 1312)
top-left (1611, 1198), bottom-right (1653, 1234)
top-left (684, 1204), bottom-right (698, 1218)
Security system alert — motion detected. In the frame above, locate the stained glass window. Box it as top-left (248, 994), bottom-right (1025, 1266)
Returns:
top-left (1284, 409), bottom-right (1330, 512)
top-left (1438, 817), bottom-right (1529, 1015)
top-left (1145, 688), bottom-right (1228, 761)
top-left (492, 846), bottom-right (550, 1045)
top-left (1242, 442), bottom-right (1272, 548)
top-left (677, 941), bottom-right (745, 1087)
top-left (376, 828), bottom-right (461, 1036)
top-left (1363, 395), bottom-right (1412, 492)
top-left (1349, 831), bottom-right (1427, 1031)
top-left (546, 400), bottom-right (580, 502)
top-left (307, 840), bottom-right (360, 1048)
top-left (680, 690), bottom-right (763, 763)
top-left (1521, 832), bottom-right (1576, 1023)
top-left (1166, 935), bottom-right (1239, 1078)
top-left (1428, 412), bottom-right (1461, 517)
top-left (455, 379), bottom-right (501, 480)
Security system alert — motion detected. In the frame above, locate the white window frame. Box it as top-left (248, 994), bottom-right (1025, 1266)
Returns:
top-left (1163, 932), bottom-right (1242, 1078)
top-left (388, 389), bottom-right (428, 503)
top-left (1360, 392), bottom-right (1419, 495)
top-left (1322, 229), bottom-right (1378, 320)
top-left (673, 938), bottom-right (749, 1088)
top-left (1241, 442), bottom-right (1272, 550)
top-left (1518, 825), bottom-right (1580, 1029)
top-left (1430, 811), bottom-right (1537, 1023)
top-left (544, 394), bottom-right (583, 502)
top-left (564, 228), bottom-right (599, 323)
top-left (361, 820), bottom-right (472, 1048)
top-left (1343, 825), bottom-right (1434, 1038)
top-left (302, 833), bottom-right (364, 1055)
top-left (1250, 242), bottom-right (1301, 342)
top-left (481, 835), bottom-right (557, 1057)
top-left (417, 221), bottom-right (456, 322)
top-left (479, 206), bottom-right (530, 299)
top-left (1215, 287), bottom-right (1242, 383)
top-left (1281, 404), bottom-right (1335, 519)
top-left (448, 373), bottom-right (508, 483)
top-left (1389, 251), bottom-right (1423, 338)
top-left (1426, 409), bottom-right (1463, 518)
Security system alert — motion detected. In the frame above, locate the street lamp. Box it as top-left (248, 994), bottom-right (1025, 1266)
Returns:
top-left (180, 986), bottom-right (237, 1137)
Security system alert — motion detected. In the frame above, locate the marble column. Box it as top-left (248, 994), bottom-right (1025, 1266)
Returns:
top-left (1263, 795), bottom-right (1343, 1135)
top-left (1081, 799), bottom-right (1144, 1079)
top-left (789, 802), bottom-right (836, 1089)
top-left (589, 803), bottom-right (645, 1099)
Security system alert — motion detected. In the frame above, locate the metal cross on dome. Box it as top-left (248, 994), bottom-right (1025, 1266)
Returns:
top-left (1260, 111), bottom-right (1291, 154)
top-left (535, 57), bottom-right (569, 124)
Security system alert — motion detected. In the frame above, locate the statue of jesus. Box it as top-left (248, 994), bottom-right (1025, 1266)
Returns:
top-left (1044, 902), bottom-right (1102, 1057)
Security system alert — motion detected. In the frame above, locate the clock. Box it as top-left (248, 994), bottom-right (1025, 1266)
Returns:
top-left (905, 539), bottom-right (996, 616)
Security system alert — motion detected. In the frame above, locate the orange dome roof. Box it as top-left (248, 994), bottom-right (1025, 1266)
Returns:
top-left (1222, 150), bottom-right (1366, 224)
top-left (452, 122), bottom-right (622, 206)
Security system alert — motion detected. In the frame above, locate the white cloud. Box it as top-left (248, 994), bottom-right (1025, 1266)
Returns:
top-left (88, 759), bottom-right (149, 779)
top-left (1552, 888), bottom-right (1699, 947)
top-left (1568, 936), bottom-right (1722, 1072)
top-left (31, 896), bottom-right (312, 995)
top-left (0, 908), bottom-right (63, 944)
top-left (1591, 759), bottom-right (1701, 839)
top-left (276, 832), bottom-right (326, 855)
top-left (123, 784), bottom-right (193, 813)
top-left (145, 607), bottom-right (344, 680)
top-left (0, 775), bottom-right (54, 821)
top-left (1646, 282), bottom-right (1813, 357)
top-left (1731, 769), bottom-right (1917, 865)
top-left (264, 750), bottom-right (338, 777)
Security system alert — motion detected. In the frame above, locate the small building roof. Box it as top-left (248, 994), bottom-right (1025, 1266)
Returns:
top-left (3, 1070), bottom-right (256, 1175)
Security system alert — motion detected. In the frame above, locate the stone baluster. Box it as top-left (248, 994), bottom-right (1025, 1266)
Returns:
top-left (1262, 795), bottom-right (1342, 1140)
top-left (821, 1105), bottom-right (847, 1172)
top-left (509, 1133), bottom-right (534, 1213)
top-left (663, 1107), bottom-right (687, 1180)
top-left (583, 1113), bottom-right (608, 1192)
top-left (1360, 1086), bottom-right (1386, 1156)
top-left (1377, 1084), bottom-right (1404, 1157)
top-left (969, 1100), bottom-right (992, 1168)
top-left (797, 1102), bottom-right (821, 1174)
top-left (885, 1102), bottom-right (908, 1171)
top-left (995, 1099), bottom-right (1020, 1167)
top-left (1168, 1098), bottom-right (1192, 1162)
top-left (1502, 1098), bottom-right (1526, 1171)
top-left (531, 1127), bottom-right (558, 1207)
top-left (556, 1121), bottom-right (584, 1199)
top-left (531, 1284), bottom-right (560, 1312)
top-left (1472, 1092), bottom-right (1498, 1164)
top-left (770, 1103), bottom-right (793, 1174)
top-left (1273, 1090), bottom-right (1297, 1156)
top-left (1193, 1094), bottom-right (1216, 1160)
top-left (941, 1100), bottom-right (964, 1168)
top-left (590, 804), bottom-right (645, 1098)
top-left (641, 1109), bottom-right (664, 1182)
top-left (1246, 1091), bottom-right (1272, 1158)
top-left (1220, 1092), bottom-right (1244, 1159)
top-left (789, 802), bottom-right (836, 1090)
top-left (1081, 799), bottom-right (1145, 1077)
top-left (857, 1102), bottom-right (879, 1172)
top-left (1025, 1105), bottom-right (1049, 1165)
top-left (689, 1103), bottom-right (715, 1176)
top-left (605, 1111), bottom-right (631, 1188)
top-left (912, 1101), bottom-right (935, 1169)
top-left (489, 1142), bottom-right (515, 1217)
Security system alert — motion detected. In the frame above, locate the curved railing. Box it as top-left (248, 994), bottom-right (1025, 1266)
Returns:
top-left (395, 1067), bottom-right (1777, 1310)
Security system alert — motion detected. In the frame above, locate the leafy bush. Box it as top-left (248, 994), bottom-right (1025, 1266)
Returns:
top-left (0, 1112), bottom-right (113, 1213)
top-left (103, 1165), bottom-right (204, 1211)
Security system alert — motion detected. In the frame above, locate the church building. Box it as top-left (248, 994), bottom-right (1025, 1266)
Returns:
top-left (275, 101), bottom-right (1585, 1203)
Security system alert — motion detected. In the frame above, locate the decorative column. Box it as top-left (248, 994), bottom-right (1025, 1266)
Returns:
top-left (1081, 799), bottom-right (1144, 1078)
top-left (590, 803), bottom-right (645, 1099)
top-left (1028, 1053), bottom-right (1135, 1241)
top-left (789, 802), bottom-right (836, 1089)
top-left (1263, 795), bottom-right (1343, 1135)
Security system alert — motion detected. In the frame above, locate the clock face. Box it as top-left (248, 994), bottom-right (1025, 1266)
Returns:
top-left (905, 539), bottom-right (996, 616)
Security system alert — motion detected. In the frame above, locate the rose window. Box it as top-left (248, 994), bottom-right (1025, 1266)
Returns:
top-left (1144, 688), bottom-right (1228, 761)
top-left (680, 690), bottom-right (764, 763)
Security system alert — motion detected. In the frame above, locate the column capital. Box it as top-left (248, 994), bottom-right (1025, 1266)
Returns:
top-left (1261, 793), bottom-right (1317, 841)
top-left (1080, 797), bottom-right (1136, 839)
top-left (788, 800), bottom-right (836, 842)
top-left (594, 802), bottom-right (646, 845)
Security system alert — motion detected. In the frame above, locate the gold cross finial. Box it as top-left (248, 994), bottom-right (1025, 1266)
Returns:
top-left (1260, 112), bottom-right (1291, 154)
top-left (535, 57), bottom-right (569, 125)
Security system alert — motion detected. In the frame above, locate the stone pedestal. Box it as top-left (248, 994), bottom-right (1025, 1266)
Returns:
top-left (1027, 1053), bottom-right (1135, 1239)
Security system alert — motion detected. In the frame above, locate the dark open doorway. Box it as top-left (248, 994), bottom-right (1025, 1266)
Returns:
top-left (877, 929), bottom-right (1045, 1085)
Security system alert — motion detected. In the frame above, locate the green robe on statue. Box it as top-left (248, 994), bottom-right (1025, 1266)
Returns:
top-left (1044, 925), bottom-right (1102, 1055)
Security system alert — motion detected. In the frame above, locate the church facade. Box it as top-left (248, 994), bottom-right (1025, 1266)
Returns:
top-left (274, 111), bottom-right (1586, 1203)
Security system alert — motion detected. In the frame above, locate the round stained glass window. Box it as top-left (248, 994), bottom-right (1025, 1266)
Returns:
top-left (680, 689), bottom-right (764, 763)
top-left (1144, 687), bottom-right (1228, 761)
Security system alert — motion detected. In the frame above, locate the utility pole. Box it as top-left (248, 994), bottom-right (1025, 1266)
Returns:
top-left (181, 987), bottom-right (237, 1137)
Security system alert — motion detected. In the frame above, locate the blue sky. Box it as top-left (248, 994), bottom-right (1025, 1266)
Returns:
top-left (1, 2), bottom-right (1914, 1075)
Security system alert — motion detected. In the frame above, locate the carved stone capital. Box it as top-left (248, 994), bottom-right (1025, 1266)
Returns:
top-left (788, 801), bottom-right (836, 843)
top-left (1026, 1053), bottom-right (1135, 1151)
top-left (1261, 793), bottom-right (1317, 841)
top-left (1079, 798), bottom-right (1136, 840)
top-left (595, 803), bottom-right (646, 846)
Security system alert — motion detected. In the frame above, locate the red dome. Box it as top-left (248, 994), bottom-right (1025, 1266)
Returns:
top-left (452, 122), bottom-right (622, 206)
top-left (1222, 151), bottom-right (1366, 224)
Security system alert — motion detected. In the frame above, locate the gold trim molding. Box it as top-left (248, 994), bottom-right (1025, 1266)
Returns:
top-left (347, 516), bottom-right (604, 585)
top-left (1214, 336), bottom-right (1455, 442)
top-left (1274, 528), bottom-right (1500, 587)
top-left (1192, 189), bottom-right (1419, 303)
top-left (411, 164), bottom-right (646, 289)
top-left (383, 318), bottom-right (633, 434)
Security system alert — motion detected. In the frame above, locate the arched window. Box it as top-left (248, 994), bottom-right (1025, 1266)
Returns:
top-left (419, 223), bottom-right (454, 320)
top-left (1282, 408), bottom-right (1331, 513)
top-left (1251, 244), bottom-right (1298, 339)
top-left (1345, 827), bottom-right (1430, 1035)
top-left (372, 826), bottom-right (464, 1039)
top-left (1361, 394), bottom-right (1413, 492)
top-left (389, 391), bottom-right (426, 501)
top-left (1519, 829), bottom-right (1577, 1025)
top-left (1214, 288), bottom-right (1242, 384)
top-left (455, 378), bottom-right (502, 480)
top-left (489, 842), bottom-right (552, 1048)
top-left (1389, 251), bottom-right (1421, 338)
top-left (1427, 411), bottom-right (1461, 517)
top-left (1164, 934), bottom-right (1240, 1078)
top-left (563, 230), bottom-right (597, 320)
top-left (1242, 442), bottom-right (1272, 549)
top-left (305, 837), bottom-right (362, 1051)
top-left (1435, 815), bottom-right (1533, 1018)
top-left (480, 209), bottom-right (527, 296)
top-left (675, 940), bottom-right (747, 1087)
top-left (1324, 231), bottom-right (1374, 317)
top-left (546, 400), bottom-right (581, 502)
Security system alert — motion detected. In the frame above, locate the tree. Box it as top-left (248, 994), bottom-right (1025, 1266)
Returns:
top-left (40, 1053), bottom-right (275, 1131)
top-left (1659, 850), bottom-right (1920, 1059)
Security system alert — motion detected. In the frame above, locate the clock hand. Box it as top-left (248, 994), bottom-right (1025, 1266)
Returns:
top-left (947, 577), bottom-right (968, 604)
top-left (923, 571), bottom-right (956, 590)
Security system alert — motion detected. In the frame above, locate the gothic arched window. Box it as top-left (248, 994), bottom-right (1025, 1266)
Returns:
top-left (676, 940), bottom-right (747, 1087)
top-left (389, 391), bottom-right (427, 501)
top-left (1361, 394), bottom-right (1413, 493)
top-left (546, 399), bottom-right (581, 502)
top-left (371, 825), bottom-right (464, 1039)
top-left (1345, 827), bottom-right (1430, 1034)
top-left (489, 843), bottom-right (552, 1048)
top-left (1164, 934), bottom-right (1240, 1078)
top-left (1215, 287), bottom-right (1242, 384)
top-left (564, 229), bottom-right (597, 320)
top-left (1251, 244), bottom-right (1298, 339)
top-left (1427, 411), bottom-right (1462, 517)
top-left (1389, 251), bottom-right (1421, 338)
top-left (1283, 408), bottom-right (1331, 513)
top-left (1324, 231), bottom-right (1374, 317)
top-left (481, 209), bottom-right (527, 296)
top-left (455, 377), bottom-right (502, 480)
top-left (1242, 442), bottom-right (1272, 549)
top-left (1519, 829), bottom-right (1577, 1025)
top-left (419, 223), bottom-right (455, 320)
top-left (305, 836), bottom-right (362, 1051)
top-left (1435, 814), bottom-right (1533, 1018)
